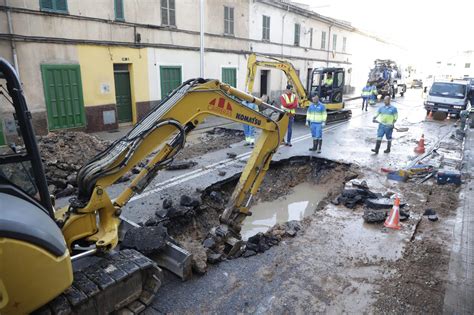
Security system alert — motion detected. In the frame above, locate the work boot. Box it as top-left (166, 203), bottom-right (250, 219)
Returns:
top-left (371, 140), bottom-right (382, 154)
top-left (317, 139), bottom-right (322, 153)
top-left (384, 141), bottom-right (392, 153)
top-left (309, 139), bottom-right (318, 151)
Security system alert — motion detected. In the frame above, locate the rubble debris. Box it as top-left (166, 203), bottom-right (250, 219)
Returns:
top-left (428, 214), bottom-right (439, 222)
top-left (399, 210), bottom-right (410, 221)
top-left (122, 225), bottom-right (168, 255)
top-left (38, 131), bottom-right (109, 197)
top-left (179, 195), bottom-right (201, 208)
top-left (352, 179), bottom-right (369, 189)
top-left (365, 197), bottom-right (407, 210)
top-left (333, 188), bottom-right (381, 209)
top-left (209, 191), bottom-right (225, 205)
top-left (166, 161), bottom-right (197, 170)
top-left (180, 240), bottom-right (208, 274)
top-left (423, 209), bottom-right (436, 216)
top-left (218, 170), bottom-right (226, 176)
top-left (207, 252), bottom-right (223, 264)
top-left (227, 152), bottom-right (238, 159)
top-left (363, 209), bottom-right (387, 223)
top-left (163, 198), bottom-right (173, 209)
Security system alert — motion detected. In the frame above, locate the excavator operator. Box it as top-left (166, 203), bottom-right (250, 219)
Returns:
top-left (321, 73), bottom-right (334, 99)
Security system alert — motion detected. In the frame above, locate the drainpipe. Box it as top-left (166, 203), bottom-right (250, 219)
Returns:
top-left (326, 23), bottom-right (333, 67)
top-left (6, 1), bottom-right (20, 78)
top-left (280, 4), bottom-right (289, 88)
top-left (199, 0), bottom-right (205, 78)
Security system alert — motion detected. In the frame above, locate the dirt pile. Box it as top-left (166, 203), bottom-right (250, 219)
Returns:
top-left (38, 131), bottom-right (109, 197)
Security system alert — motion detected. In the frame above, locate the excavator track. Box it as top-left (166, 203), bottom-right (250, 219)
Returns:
top-left (326, 109), bottom-right (352, 124)
top-left (34, 249), bottom-right (162, 315)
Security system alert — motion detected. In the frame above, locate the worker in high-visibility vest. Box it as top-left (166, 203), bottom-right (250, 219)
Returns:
top-left (242, 100), bottom-right (259, 147)
top-left (369, 83), bottom-right (378, 105)
top-left (361, 82), bottom-right (372, 111)
top-left (321, 73), bottom-right (333, 99)
top-left (306, 95), bottom-right (327, 153)
top-left (372, 96), bottom-right (398, 154)
top-left (279, 84), bottom-right (298, 146)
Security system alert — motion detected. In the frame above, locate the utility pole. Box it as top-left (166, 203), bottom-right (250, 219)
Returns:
top-left (200, 0), bottom-right (205, 78)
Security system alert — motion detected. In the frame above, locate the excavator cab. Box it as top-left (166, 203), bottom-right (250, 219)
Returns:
top-left (310, 68), bottom-right (345, 111)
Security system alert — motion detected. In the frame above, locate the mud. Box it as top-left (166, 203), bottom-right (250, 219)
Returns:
top-left (371, 181), bottom-right (460, 313)
top-left (150, 156), bottom-right (354, 274)
top-left (175, 127), bottom-right (244, 161)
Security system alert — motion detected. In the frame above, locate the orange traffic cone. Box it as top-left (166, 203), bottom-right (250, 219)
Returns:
top-left (427, 111), bottom-right (433, 120)
top-left (384, 195), bottom-right (401, 230)
top-left (414, 134), bottom-right (425, 154)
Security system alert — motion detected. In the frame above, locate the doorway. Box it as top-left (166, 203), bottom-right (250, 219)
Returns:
top-left (113, 64), bottom-right (133, 123)
top-left (260, 70), bottom-right (269, 96)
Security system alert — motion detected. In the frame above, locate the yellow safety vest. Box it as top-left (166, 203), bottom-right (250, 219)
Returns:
top-left (282, 93), bottom-right (296, 114)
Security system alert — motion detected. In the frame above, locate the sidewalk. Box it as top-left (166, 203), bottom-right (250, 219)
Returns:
top-left (443, 128), bottom-right (474, 314)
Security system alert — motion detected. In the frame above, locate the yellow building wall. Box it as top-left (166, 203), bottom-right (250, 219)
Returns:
top-left (77, 46), bottom-right (149, 123)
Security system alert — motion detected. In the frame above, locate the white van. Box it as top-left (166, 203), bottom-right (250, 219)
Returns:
top-left (424, 81), bottom-right (471, 117)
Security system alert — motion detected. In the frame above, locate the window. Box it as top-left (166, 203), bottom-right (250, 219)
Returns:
top-left (224, 6), bottom-right (234, 35)
top-left (309, 28), bottom-right (313, 48)
top-left (332, 34), bottom-right (337, 51)
top-left (321, 31), bottom-right (326, 49)
top-left (262, 15), bottom-right (270, 41)
top-left (465, 63), bottom-right (471, 69)
top-left (115, 0), bottom-right (124, 21)
top-left (342, 37), bottom-right (347, 52)
top-left (222, 68), bottom-right (237, 87)
top-left (294, 23), bottom-right (300, 46)
top-left (40, 0), bottom-right (68, 13)
top-left (161, 0), bottom-right (176, 26)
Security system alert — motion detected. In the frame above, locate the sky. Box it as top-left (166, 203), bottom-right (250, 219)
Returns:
top-left (295, 0), bottom-right (473, 63)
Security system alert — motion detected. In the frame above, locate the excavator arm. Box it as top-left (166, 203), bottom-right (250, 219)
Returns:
top-left (57, 78), bottom-right (289, 252)
top-left (245, 53), bottom-right (311, 108)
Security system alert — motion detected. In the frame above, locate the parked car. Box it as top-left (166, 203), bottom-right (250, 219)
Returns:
top-left (424, 81), bottom-right (471, 118)
top-left (411, 79), bottom-right (423, 88)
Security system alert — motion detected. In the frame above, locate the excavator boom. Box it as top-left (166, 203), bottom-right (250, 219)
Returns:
top-left (0, 55), bottom-right (289, 315)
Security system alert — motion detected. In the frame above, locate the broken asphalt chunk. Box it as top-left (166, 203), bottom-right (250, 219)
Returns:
top-left (226, 152), bottom-right (238, 159)
top-left (166, 161), bottom-right (197, 170)
top-left (363, 209), bottom-right (387, 223)
top-left (122, 225), bottom-right (168, 255)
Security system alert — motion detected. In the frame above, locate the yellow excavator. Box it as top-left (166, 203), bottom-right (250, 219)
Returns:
top-left (0, 58), bottom-right (288, 314)
top-left (245, 53), bottom-right (352, 122)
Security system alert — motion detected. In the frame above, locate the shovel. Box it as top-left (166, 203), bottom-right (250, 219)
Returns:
top-left (373, 119), bottom-right (409, 132)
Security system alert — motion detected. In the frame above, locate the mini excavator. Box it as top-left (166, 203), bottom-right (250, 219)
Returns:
top-left (245, 53), bottom-right (352, 122)
top-left (0, 58), bottom-right (288, 314)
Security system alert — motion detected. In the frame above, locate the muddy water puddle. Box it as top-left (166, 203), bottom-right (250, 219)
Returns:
top-left (241, 182), bottom-right (330, 240)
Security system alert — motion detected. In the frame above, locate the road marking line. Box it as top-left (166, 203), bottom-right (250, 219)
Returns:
top-left (129, 119), bottom-right (351, 202)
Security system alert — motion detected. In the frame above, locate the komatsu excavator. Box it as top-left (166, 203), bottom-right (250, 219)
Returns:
top-left (245, 53), bottom-right (352, 122)
top-left (0, 58), bottom-right (288, 314)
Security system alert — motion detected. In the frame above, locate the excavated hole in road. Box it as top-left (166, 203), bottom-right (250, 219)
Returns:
top-left (156, 156), bottom-right (358, 274)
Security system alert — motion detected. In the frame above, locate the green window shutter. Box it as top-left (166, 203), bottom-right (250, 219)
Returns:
top-left (160, 66), bottom-right (182, 99)
top-left (40, 0), bottom-right (54, 10)
top-left (294, 23), bottom-right (300, 46)
top-left (115, 0), bottom-right (124, 20)
top-left (40, 0), bottom-right (68, 13)
top-left (55, 0), bottom-right (68, 12)
top-left (222, 68), bottom-right (237, 88)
